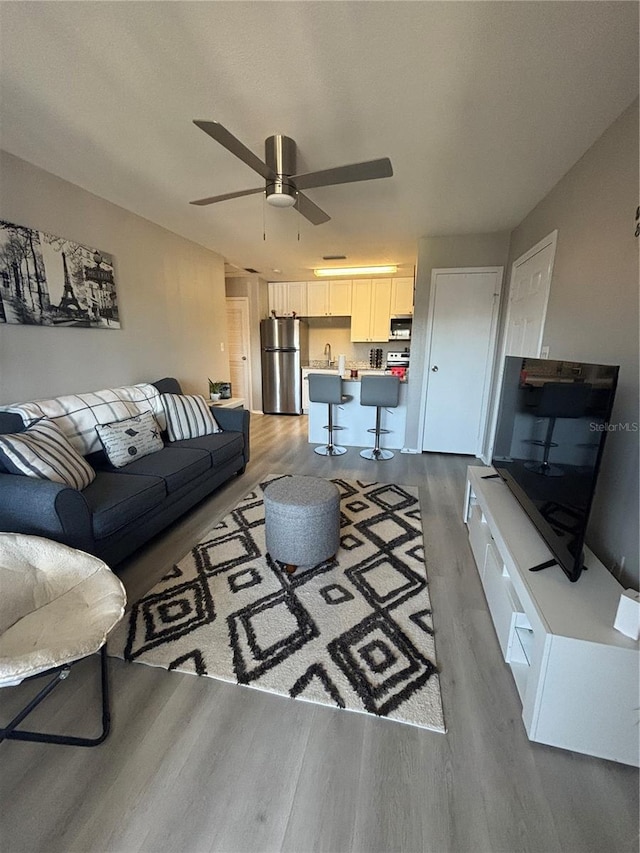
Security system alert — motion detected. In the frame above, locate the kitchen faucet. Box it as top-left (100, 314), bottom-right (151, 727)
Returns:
top-left (324, 343), bottom-right (332, 366)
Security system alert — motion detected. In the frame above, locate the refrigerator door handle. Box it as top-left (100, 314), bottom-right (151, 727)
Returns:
top-left (264, 346), bottom-right (298, 353)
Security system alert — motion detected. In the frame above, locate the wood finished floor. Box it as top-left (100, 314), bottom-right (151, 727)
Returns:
top-left (1, 413), bottom-right (638, 853)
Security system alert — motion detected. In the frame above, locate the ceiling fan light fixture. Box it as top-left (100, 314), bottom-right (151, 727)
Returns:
top-left (265, 176), bottom-right (297, 208)
top-left (314, 265), bottom-right (398, 277)
top-left (266, 191), bottom-right (297, 208)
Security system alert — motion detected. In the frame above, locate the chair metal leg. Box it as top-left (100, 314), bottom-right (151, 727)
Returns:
top-left (360, 406), bottom-right (394, 460)
top-left (524, 416), bottom-right (563, 476)
top-left (314, 402), bottom-right (347, 456)
top-left (0, 646), bottom-right (112, 747)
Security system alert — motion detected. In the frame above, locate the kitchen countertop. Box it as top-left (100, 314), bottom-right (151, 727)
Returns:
top-left (302, 364), bottom-right (386, 371)
top-left (341, 375), bottom-right (408, 383)
top-left (302, 367), bottom-right (407, 382)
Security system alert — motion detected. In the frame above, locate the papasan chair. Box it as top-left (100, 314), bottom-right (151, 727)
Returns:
top-left (0, 532), bottom-right (126, 746)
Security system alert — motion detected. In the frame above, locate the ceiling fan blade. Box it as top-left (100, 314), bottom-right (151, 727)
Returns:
top-left (294, 192), bottom-right (331, 225)
top-left (292, 157), bottom-right (393, 191)
top-left (190, 187), bottom-right (264, 206)
top-left (193, 120), bottom-right (275, 181)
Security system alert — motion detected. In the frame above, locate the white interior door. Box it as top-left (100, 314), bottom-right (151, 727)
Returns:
top-left (483, 231), bottom-right (557, 462)
top-left (225, 297), bottom-right (252, 406)
top-left (421, 268), bottom-right (502, 455)
top-left (502, 231), bottom-right (557, 358)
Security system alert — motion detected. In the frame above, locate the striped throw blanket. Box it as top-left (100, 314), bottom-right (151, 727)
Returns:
top-left (4, 383), bottom-right (166, 456)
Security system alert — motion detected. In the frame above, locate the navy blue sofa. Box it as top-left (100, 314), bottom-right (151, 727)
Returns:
top-left (0, 378), bottom-right (249, 566)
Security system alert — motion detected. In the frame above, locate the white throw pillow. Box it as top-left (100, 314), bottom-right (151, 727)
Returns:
top-left (0, 418), bottom-right (96, 490)
top-left (161, 393), bottom-right (221, 442)
top-left (95, 411), bottom-right (164, 468)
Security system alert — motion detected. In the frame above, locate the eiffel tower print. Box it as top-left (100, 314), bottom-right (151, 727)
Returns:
top-left (0, 218), bottom-right (120, 329)
top-left (57, 252), bottom-right (83, 316)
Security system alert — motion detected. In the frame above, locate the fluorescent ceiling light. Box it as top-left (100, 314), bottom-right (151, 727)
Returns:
top-left (313, 265), bottom-right (398, 277)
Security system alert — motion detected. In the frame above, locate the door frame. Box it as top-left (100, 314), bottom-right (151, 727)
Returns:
top-left (418, 266), bottom-right (503, 456)
top-left (482, 230), bottom-right (557, 462)
top-left (225, 296), bottom-right (253, 410)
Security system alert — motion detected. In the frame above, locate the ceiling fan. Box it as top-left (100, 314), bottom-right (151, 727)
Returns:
top-left (190, 120), bottom-right (393, 225)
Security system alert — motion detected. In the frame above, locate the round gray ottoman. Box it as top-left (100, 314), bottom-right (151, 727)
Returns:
top-left (264, 475), bottom-right (341, 574)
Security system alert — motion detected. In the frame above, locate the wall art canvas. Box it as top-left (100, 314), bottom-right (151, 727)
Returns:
top-left (0, 219), bottom-right (120, 329)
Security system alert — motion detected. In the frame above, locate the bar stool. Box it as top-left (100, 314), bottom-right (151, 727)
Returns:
top-left (308, 373), bottom-right (350, 456)
top-left (359, 374), bottom-right (400, 460)
top-left (524, 381), bottom-right (592, 476)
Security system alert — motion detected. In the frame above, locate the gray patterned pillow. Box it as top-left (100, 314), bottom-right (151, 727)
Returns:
top-left (95, 411), bottom-right (163, 468)
top-left (0, 418), bottom-right (96, 490)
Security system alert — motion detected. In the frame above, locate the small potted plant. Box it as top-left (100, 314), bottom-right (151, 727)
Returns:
top-left (208, 379), bottom-right (222, 402)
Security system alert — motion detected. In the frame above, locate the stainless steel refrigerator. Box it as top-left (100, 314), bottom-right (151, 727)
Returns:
top-left (260, 317), bottom-right (309, 414)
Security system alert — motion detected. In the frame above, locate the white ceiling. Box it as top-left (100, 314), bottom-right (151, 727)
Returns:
top-left (1, 2), bottom-right (637, 282)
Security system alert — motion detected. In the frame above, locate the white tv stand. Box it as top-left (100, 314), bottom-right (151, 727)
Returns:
top-left (464, 466), bottom-right (639, 766)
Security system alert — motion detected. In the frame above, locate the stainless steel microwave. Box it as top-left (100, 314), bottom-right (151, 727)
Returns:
top-left (389, 316), bottom-right (412, 340)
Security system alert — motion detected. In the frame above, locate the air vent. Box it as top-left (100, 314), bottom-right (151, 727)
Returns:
top-left (322, 255), bottom-right (347, 260)
top-left (244, 267), bottom-right (260, 274)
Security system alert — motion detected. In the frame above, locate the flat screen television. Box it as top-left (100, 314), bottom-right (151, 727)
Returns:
top-left (491, 357), bottom-right (619, 582)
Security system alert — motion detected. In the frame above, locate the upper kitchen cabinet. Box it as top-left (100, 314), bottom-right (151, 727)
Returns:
top-left (390, 277), bottom-right (414, 315)
top-left (268, 282), bottom-right (285, 315)
top-left (306, 279), bottom-right (352, 317)
top-left (268, 281), bottom-right (308, 316)
top-left (350, 279), bottom-right (392, 342)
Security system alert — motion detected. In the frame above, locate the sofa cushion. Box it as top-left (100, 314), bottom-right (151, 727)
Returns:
top-left (82, 471), bottom-right (166, 539)
top-left (0, 419), bottom-right (96, 490)
top-left (171, 431), bottom-right (244, 467)
top-left (161, 393), bottom-right (221, 442)
top-left (115, 446), bottom-right (211, 493)
top-left (95, 411), bottom-right (164, 468)
top-left (152, 378), bottom-right (183, 395)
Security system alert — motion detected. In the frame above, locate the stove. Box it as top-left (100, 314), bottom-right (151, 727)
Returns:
top-left (386, 350), bottom-right (410, 369)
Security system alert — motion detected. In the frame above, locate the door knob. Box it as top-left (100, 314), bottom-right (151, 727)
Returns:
top-left (242, 356), bottom-right (247, 361)
top-left (431, 365), bottom-right (439, 372)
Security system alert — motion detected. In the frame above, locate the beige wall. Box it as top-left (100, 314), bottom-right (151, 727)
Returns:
top-left (0, 151), bottom-right (228, 404)
top-left (404, 231), bottom-right (512, 448)
top-left (506, 99), bottom-right (639, 587)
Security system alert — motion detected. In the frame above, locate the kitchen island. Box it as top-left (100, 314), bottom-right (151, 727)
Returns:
top-left (307, 376), bottom-right (408, 450)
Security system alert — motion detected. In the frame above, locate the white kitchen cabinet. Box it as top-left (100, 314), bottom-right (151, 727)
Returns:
top-left (287, 281), bottom-right (307, 315)
top-left (305, 282), bottom-right (326, 317)
top-left (328, 279), bottom-right (352, 315)
top-left (306, 280), bottom-right (352, 316)
top-left (268, 282), bottom-right (286, 316)
top-left (350, 279), bottom-right (392, 342)
top-left (464, 465), bottom-right (639, 766)
top-left (268, 281), bottom-right (307, 316)
top-left (390, 277), bottom-right (414, 315)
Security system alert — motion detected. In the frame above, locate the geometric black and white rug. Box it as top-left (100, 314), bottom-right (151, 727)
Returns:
top-left (109, 476), bottom-right (445, 732)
